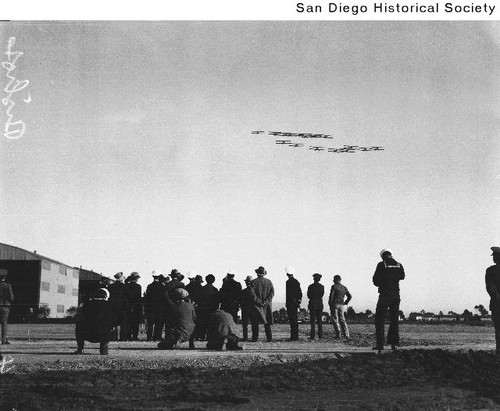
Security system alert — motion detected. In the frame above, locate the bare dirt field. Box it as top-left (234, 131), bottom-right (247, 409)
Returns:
top-left (1, 323), bottom-right (500, 410)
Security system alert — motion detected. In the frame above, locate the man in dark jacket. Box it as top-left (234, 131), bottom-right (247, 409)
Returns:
top-left (191, 274), bottom-right (219, 342)
top-left (185, 273), bottom-right (203, 305)
top-left (145, 272), bottom-right (166, 341)
top-left (219, 270), bottom-right (242, 323)
top-left (75, 288), bottom-right (113, 355)
top-left (164, 269), bottom-right (185, 334)
top-left (158, 288), bottom-right (196, 350)
top-left (126, 272), bottom-right (143, 341)
top-left (0, 269), bottom-right (14, 345)
top-left (307, 273), bottom-right (324, 340)
top-left (373, 249), bottom-right (405, 352)
top-left (486, 246), bottom-right (500, 355)
top-left (285, 266), bottom-right (302, 341)
top-left (108, 272), bottom-right (132, 341)
top-left (240, 276), bottom-right (254, 341)
top-left (206, 308), bottom-right (243, 351)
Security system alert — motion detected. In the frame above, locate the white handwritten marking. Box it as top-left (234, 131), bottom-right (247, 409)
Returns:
top-left (0, 355), bottom-right (15, 374)
top-left (2, 37), bottom-right (30, 139)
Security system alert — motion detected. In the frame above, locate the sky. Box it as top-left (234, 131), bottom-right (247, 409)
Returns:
top-left (1, 21), bottom-right (499, 315)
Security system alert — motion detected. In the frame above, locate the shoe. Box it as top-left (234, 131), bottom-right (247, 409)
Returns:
top-left (372, 346), bottom-right (384, 353)
top-left (241, 338), bottom-right (248, 342)
top-left (391, 344), bottom-right (398, 351)
top-left (251, 339), bottom-right (258, 342)
top-left (266, 339), bottom-right (273, 343)
top-left (2, 341), bottom-right (10, 345)
top-left (73, 349), bottom-right (84, 355)
top-left (286, 338), bottom-right (298, 342)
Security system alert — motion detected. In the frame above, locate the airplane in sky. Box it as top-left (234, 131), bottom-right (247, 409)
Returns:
top-left (309, 146), bottom-right (325, 151)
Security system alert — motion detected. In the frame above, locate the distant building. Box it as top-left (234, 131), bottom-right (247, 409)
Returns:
top-left (0, 242), bottom-right (79, 319)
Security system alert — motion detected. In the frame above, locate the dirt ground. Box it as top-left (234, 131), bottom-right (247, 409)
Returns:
top-left (1, 323), bottom-right (499, 410)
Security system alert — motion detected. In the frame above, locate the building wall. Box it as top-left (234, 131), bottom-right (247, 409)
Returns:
top-left (39, 260), bottom-right (79, 318)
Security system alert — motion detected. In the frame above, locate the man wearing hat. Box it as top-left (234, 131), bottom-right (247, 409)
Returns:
top-left (185, 273), bottom-right (204, 305)
top-left (108, 272), bottom-right (133, 341)
top-left (486, 246), bottom-right (500, 355)
top-left (250, 266), bottom-right (274, 342)
top-left (164, 269), bottom-right (185, 334)
top-left (240, 276), bottom-right (255, 341)
top-left (285, 266), bottom-right (302, 341)
top-left (191, 274), bottom-right (219, 342)
top-left (126, 272), bottom-right (143, 341)
top-left (307, 273), bottom-right (324, 340)
top-left (145, 271), bottom-right (166, 341)
top-left (372, 249), bottom-right (405, 352)
top-left (0, 269), bottom-right (14, 345)
top-left (219, 270), bottom-right (243, 323)
top-left (158, 288), bottom-right (196, 350)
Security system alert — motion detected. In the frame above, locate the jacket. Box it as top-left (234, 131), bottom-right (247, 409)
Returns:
top-left (251, 276), bottom-right (274, 324)
top-left (307, 282), bottom-right (324, 310)
top-left (0, 281), bottom-right (14, 306)
top-left (373, 260), bottom-right (405, 296)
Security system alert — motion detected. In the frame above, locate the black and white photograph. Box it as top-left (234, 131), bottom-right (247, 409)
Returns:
top-left (1, 5), bottom-right (500, 410)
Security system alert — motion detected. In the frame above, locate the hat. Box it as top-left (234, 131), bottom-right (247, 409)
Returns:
top-left (227, 269), bottom-right (236, 277)
top-left (114, 272), bottom-right (124, 280)
top-left (177, 274), bottom-right (185, 281)
top-left (158, 274), bottom-right (166, 281)
top-left (130, 272), bottom-right (140, 280)
top-left (255, 266), bottom-right (267, 275)
top-left (245, 275), bottom-right (253, 283)
top-left (194, 274), bottom-right (204, 283)
top-left (380, 249), bottom-right (392, 258)
top-left (312, 273), bottom-right (322, 279)
top-left (152, 269), bottom-right (163, 278)
top-left (170, 269), bottom-right (180, 278)
top-left (0, 269), bottom-right (7, 277)
top-left (174, 288), bottom-right (189, 300)
top-left (285, 266), bottom-right (295, 275)
top-left (491, 247), bottom-right (500, 255)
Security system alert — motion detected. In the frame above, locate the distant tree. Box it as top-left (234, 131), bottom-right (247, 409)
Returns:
top-left (462, 309), bottom-right (473, 318)
top-left (399, 310), bottom-right (405, 320)
top-left (272, 308), bottom-right (289, 324)
top-left (345, 306), bottom-right (356, 319)
top-left (66, 306), bottom-right (78, 318)
top-left (365, 309), bottom-right (373, 317)
top-left (439, 311), bottom-right (444, 317)
top-left (36, 306), bottom-right (50, 319)
top-left (448, 311), bottom-right (458, 316)
top-left (474, 304), bottom-right (488, 317)
top-left (408, 312), bottom-right (419, 321)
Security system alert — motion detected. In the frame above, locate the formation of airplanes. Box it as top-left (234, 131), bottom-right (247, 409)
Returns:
top-left (253, 130), bottom-right (384, 153)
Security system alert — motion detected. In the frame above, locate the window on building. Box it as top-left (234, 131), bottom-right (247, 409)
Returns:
top-left (72, 270), bottom-right (79, 279)
top-left (57, 305), bottom-right (65, 313)
top-left (59, 265), bottom-right (67, 276)
top-left (41, 281), bottom-right (50, 291)
top-left (42, 260), bottom-right (51, 270)
top-left (57, 285), bottom-right (66, 294)
top-left (72, 288), bottom-right (79, 296)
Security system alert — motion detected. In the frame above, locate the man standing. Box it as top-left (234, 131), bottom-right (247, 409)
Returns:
top-left (307, 273), bottom-right (324, 340)
top-left (145, 271), bottom-right (165, 341)
top-left (0, 269), bottom-right (14, 345)
top-left (240, 276), bottom-right (254, 342)
top-left (250, 266), bottom-right (274, 342)
top-left (285, 266), bottom-right (302, 341)
top-left (191, 274), bottom-right (219, 342)
top-left (164, 269), bottom-right (185, 334)
top-left (219, 270), bottom-right (242, 323)
top-left (373, 249), bottom-right (405, 352)
top-left (127, 272), bottom-right (143, 341)
top-left (108, 272), bottom-right (132, 341)
top-left (486, 246), bottom-right (500, 355)
top-left (328, 275), bottom-right (352, 339)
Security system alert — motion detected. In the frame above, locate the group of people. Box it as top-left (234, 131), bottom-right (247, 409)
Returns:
top-left (2, 246), bottom-right (500, 357)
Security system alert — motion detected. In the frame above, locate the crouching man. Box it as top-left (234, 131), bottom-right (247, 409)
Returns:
top-left (206, 308), bottom-right (243, 351)
top-left (158, 288), bottom-right (196, 350)
top-left (75, 288), bottom-right (113, 355)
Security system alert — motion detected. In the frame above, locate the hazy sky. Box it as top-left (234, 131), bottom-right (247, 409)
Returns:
top-left (1, 21), bottom-right (499, 314)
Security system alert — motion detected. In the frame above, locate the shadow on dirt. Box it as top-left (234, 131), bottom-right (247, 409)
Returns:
top-left (1, 349), bottom-right (500, 410)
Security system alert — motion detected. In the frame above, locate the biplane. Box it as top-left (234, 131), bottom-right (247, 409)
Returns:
top-left (276, 139), bottom-right (292, 145)
top-left (288, 143), bottom-right (304, 148)
top-left (309, 146), bottom-right (325, 151)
